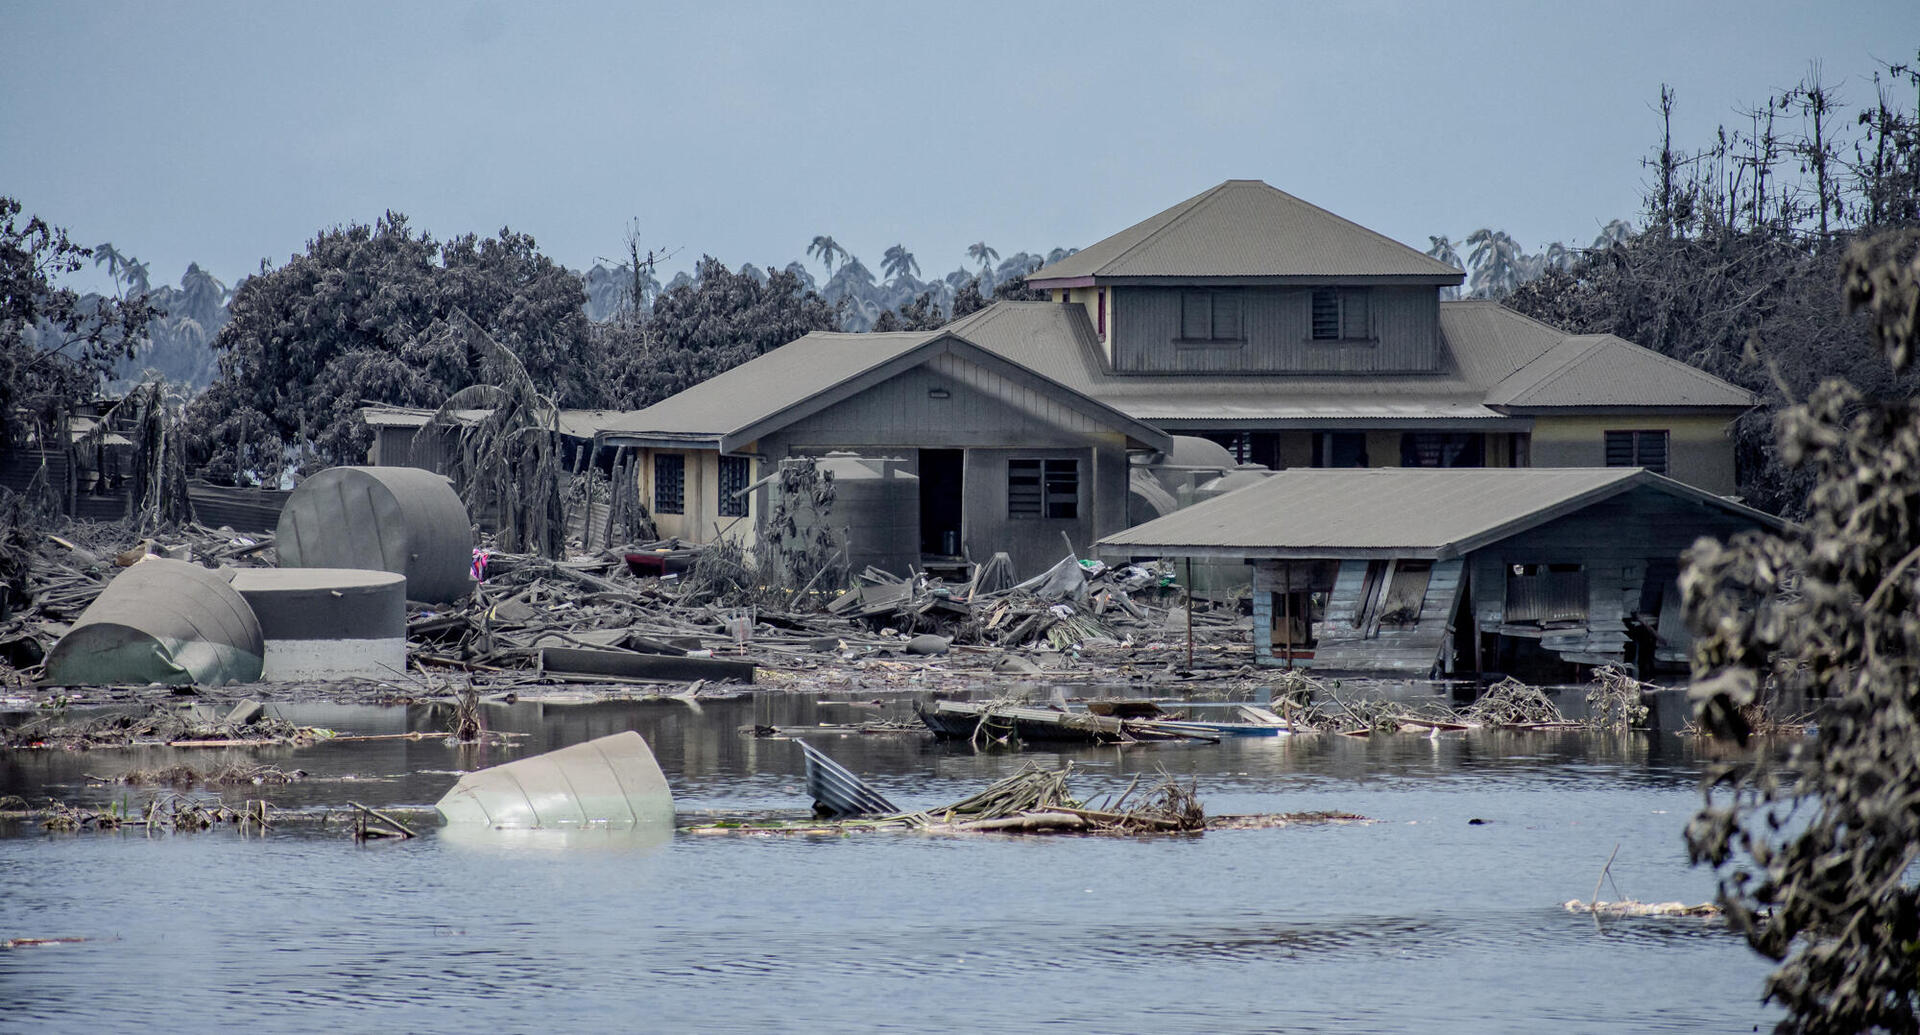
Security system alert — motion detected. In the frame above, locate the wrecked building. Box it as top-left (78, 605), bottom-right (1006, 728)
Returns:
top-left (1096, 467), bottom-right (1780, 678)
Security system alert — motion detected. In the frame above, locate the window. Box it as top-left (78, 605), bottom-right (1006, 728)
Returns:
top-left (1096, 288), bottom-right (1107, 339)
top-left (1605, 430), bottom-right (1669, 474)
top-left (1312, 431), bottom-right (1368, 468)
top-left (1310, 287), bottom-right (1372, 341)
top-left (1178, 290), bottom-right (1244, 343)
top-left (1400, 432), bottom-right (1486, 468)
top-left (1008, 458), bottom-right (1078, 519)
top-left (654, 453), bottom-right (684, 514)
top-left (717, 455), bottom-right (751, 517)
top-left (1311, 288), bottom-right (1340, 339)
top-left (1353, 559), bottom-right (1434, 633)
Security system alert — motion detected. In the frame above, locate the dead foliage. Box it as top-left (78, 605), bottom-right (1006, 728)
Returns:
top-left (1463, 677), bottom-right (1567, 727)
top-left (1584, 665), bottom-right (1652, 731)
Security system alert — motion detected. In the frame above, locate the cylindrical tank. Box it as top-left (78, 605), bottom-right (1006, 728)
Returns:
top-left (229, 568), bottom-right (408, 681)
top-left (45, 559), bottom-right (264, 686)
top-left (276, 466), bottom-right (473, 603)
top-left (805, 452), bottom-right (920, 579)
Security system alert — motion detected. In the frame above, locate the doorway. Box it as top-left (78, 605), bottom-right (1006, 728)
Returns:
top-left (919, 448), bottom-right (964, 557)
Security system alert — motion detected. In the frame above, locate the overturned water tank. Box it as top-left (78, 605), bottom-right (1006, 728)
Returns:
top-left (795, 452), bottom-right (918, 580)
top-left (276, 466), bottom-right (473, 603)
top-left (44, 559), bottom-right (264, 686)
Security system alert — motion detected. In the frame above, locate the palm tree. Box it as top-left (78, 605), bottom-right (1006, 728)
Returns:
top-left (1427, 236), bottom-right (1465, 300)
top-left (966, 241), bottom-right (999, 273)
top-left (807, 235), bottom-right (845, 278)
top-left (881, 244), bottom-right (919, 284)
top-left (1464, 229), bottom-right (1524, 299)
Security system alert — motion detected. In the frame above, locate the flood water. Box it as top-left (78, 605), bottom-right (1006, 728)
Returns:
top-left (0, 690), bottom-right (1781, 1033)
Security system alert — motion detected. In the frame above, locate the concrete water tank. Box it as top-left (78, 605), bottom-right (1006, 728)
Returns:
top-left (805, 453), bottom-right (919, 579)
top-left (276, 466), bottom-right (473, 603)
top-left (229, 568), bottom-right (408, 681)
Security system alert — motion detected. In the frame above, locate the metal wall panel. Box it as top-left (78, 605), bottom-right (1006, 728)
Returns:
top-left (1112, 285), bottom-right (1439, 373)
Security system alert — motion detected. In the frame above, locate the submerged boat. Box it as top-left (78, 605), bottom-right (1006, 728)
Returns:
top-left (916, 700), bottom-right (1226, 745)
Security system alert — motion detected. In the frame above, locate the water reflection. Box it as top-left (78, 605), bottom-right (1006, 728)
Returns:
top-left (0, 690), bottom-right (1787, 1034)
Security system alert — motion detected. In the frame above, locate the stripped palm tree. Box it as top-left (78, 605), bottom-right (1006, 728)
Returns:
top-left (881, 244), bottom-right (920, 285)
top-left (966, 241), bottom-right (999, 279)
top-left (420, 310), bottom-right (565, 558)
top-left (807, 235), bottom-right (846, 278)
top-left (1465, 228), bottom-right (1525, 299)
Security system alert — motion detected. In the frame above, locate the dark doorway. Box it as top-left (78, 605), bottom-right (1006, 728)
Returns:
top-left (919, 448), bottom-right (964, 557)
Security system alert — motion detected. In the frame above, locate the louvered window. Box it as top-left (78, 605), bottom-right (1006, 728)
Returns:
top-left (1311, 288), bottom-right (1340, 339)
top-left (654, 453), bottom-right (684, 514)
top-left (1009, 458), bottom-right (1077, 519)
top-left (717, 455), bottom-right (750, 517)
top-left (1604, 430), bottom-right (1669, 474)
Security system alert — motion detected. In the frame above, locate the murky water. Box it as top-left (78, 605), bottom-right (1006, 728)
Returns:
top-left (0, 692), bottom-right (1780, 1033)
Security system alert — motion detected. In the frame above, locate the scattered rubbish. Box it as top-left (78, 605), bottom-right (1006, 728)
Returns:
top-left (435, 730), bottom-right (674, 829)
top-left (903, 634), bottom-right (950, 656)
top-left (1562, 900), bottom-right (1724, 918)
top-left (275, 466), bottom-right (474, 603)
top-left (797, 740), bottom-right (898, 817)
top-left (2, 937), bottom-right (92, 950)
top-left (349, 801), bottom-right (418, 841)
top-left (43, 559), bottom-right (264, 686)
top-left (537, 645), bottom-right (754, 684)
top-left (916, 699), bottom-right (1222, 746)
top-left (1, 704), bottom-right (332, 750)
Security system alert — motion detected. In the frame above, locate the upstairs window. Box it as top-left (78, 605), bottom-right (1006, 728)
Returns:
top-left (1178, 290), bottom-right (1244, 343)
top-left (1605, 430), bottom-right (1669, 474)
top-left (654, 453), bottom-right (685, 514)
top-left (1311, 287), bottom-right (1372, 341)
top-left (1008, 458), bottom-right (1078, 519)
top-left (717, 455), bottom-right (751, 517)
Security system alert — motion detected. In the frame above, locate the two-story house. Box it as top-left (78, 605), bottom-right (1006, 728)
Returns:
top-left (1020, 179), bottom-right (1754, 494)
top-left (596, 179), bottom-right (1757, 581)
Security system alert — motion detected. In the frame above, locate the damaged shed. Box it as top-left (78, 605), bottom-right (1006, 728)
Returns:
top-left (1096, 467), bottom-right (1780, 679)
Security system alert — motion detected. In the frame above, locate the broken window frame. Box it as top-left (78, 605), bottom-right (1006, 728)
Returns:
top-left (1504, 562), bottom-right (1590, 623)
top-left (654, 453), bottom-right (685, 515)
top-left (717, 455), bottom-right (750, 518)
top-left (1008, 458), bottom-right (1078, 520)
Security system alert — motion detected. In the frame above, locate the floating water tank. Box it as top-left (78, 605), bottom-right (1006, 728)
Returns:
top-left (229, 568), bottom-right (408, 681)
top-left (800, 452), bottom-right (919, 579)
top-left (44, 559), bottom-right (264, 686)
top-left (276, 466), bottom-right (473, 603)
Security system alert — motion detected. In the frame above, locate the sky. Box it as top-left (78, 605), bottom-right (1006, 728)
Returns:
top-left (4, 1), bottom-right (1917, 294)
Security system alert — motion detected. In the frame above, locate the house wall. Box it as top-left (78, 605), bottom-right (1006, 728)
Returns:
top-left (1464, 486), bottom-right (1767, 669)
top-left (1060, 287), bottom-right (1112, 363)
top-left (711, 350), bottom-right (1137, 579)
top-left (639, 447), bottom-right (749, 543)
top-left (1109, 285), bottom-right (1440, 374)
top-left (1529, 413), bottom-right (1737, 495)
top-left (1253, 558), bottom-right (1464, 672)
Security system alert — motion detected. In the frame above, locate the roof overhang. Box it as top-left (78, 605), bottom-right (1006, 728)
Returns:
top-left (1095, 544), bottom-right (1443, 561)
top-left (595, 432), bottom-right (723, 451)
top-left (1490, 405), bottom-right (1752, 417)
top-left (1029, 273), bottom-right (1465, 291)
top-left (1147, 415), bottom-right (1535, 431)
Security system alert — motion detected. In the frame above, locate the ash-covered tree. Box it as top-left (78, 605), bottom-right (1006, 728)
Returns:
top-left (1683, 229), bottom-right (1920, 1033)
top-left (185, 214), bottom-right (601, 483)
top-left (0, 198), bottom-right (157, 452)
top-left (600, 256), bottom-right (840, 408)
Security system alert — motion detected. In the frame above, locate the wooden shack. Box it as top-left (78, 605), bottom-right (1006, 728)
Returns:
top-left (1097, 467), bottom-right (1781, 679)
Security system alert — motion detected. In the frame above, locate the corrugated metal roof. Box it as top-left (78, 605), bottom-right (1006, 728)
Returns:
top-left (596, 332), bottom-right (931, 442)
top-left (1486, 335), bottom-right (1758, 409)
top-left (594, 327), bottom-right (1169, 451)
top-left (359, 405), bottom-right (629, 439)
top-left (1028, 180), bottom-right (1464, 283)
top-left (1097, 467), bottom-right (1776, 558)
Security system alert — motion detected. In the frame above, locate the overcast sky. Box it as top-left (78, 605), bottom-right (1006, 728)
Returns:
top-left (5, 2), bottom-right (1915, 293)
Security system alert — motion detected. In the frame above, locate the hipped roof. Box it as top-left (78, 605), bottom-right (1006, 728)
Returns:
top-left (594, 330), bottom-right (1172, 454)
top-left (1095, 467), bottom-right (1781, 560)
top-left (1028, 180), bottom-right (1465, 286)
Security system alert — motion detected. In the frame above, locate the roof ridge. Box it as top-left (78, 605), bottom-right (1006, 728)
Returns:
top-left (1097, 180), bottom-right (1235, 273)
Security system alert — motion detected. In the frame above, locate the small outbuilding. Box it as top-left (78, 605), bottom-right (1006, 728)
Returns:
top-left (1096, 467), bottom-right (1781, 679)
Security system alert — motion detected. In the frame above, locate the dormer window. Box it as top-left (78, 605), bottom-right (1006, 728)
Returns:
top-left (1311, 287), bottom-right (1372, 341)
top-left (1178, 289), bottom-right (1244, 344)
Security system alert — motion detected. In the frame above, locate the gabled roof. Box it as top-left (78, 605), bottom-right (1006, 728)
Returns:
top-left (594, 329), bottom-right (1171, 454)
top-left (1486, 335), bottom-right (1758, 410)
top-left (1095, 467), bottom-right (1781, 560)
top-left (1027, 180), bottom-right (1465, 286)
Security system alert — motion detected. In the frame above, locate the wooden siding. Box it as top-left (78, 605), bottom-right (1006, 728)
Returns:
top-left (1466, 487), bottom-right (1760, 669)
top-left (1110, 285), bottom-right (1440, 374)
top-left (777, 352), bottom-right (1109, 447)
